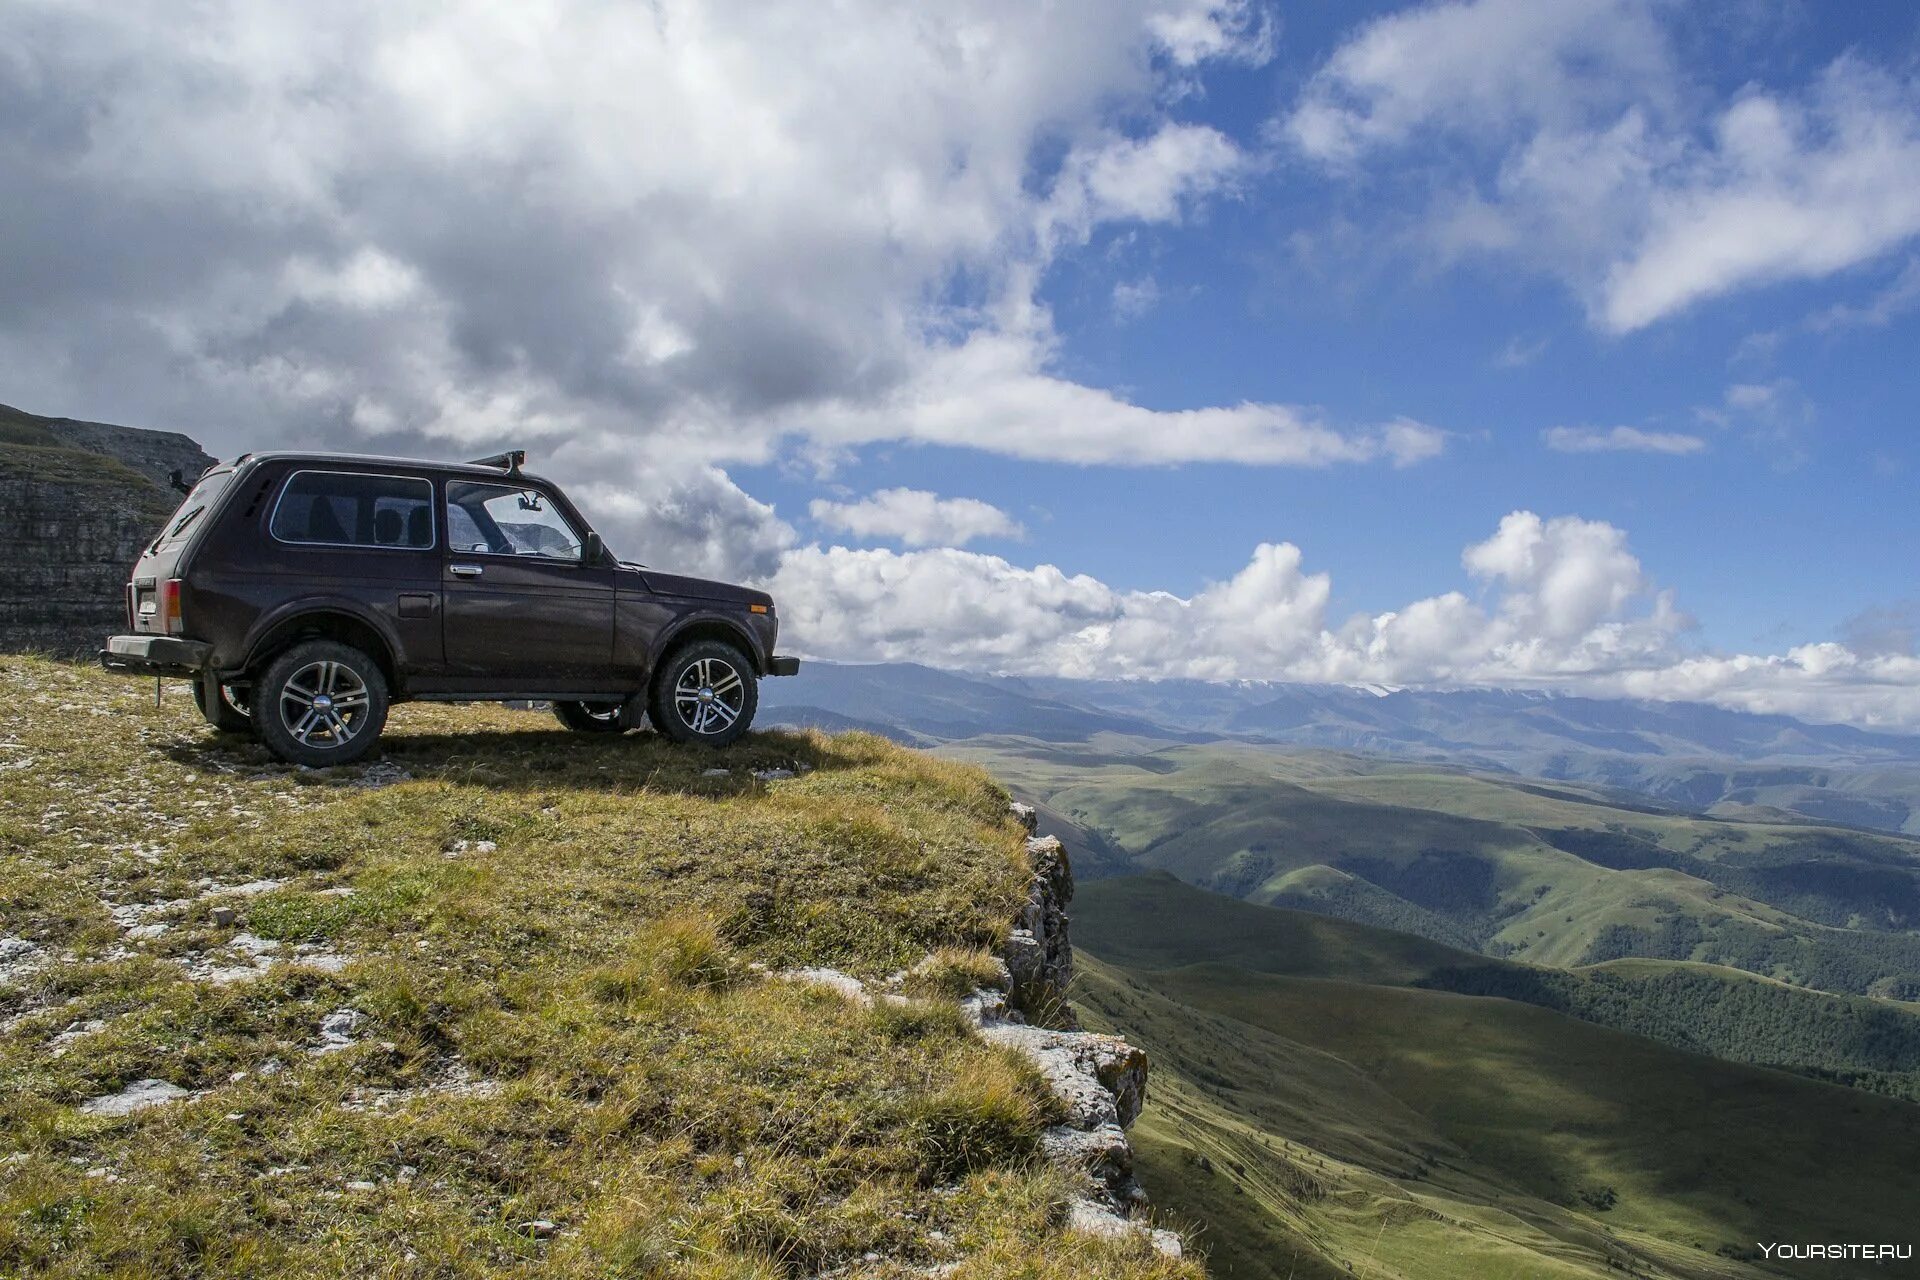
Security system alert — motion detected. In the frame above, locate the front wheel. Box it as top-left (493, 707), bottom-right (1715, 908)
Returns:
top-left (552, 701), bottom-right (628, 734)
top-left (253, 640), bottom-right (390, 767)
top-left (649, 642), bottom-right (757, 747)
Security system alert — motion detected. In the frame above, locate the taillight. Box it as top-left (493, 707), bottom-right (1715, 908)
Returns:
top-left (160, 579), bottom-right (184, 635)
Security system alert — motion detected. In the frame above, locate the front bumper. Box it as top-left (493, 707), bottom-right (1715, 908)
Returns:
top-left (99, 635), bottom-right (213, 678)
top-left (768, 656), bottom-right (801, 677)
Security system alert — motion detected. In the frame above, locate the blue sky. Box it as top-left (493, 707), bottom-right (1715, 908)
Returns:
top-left (734, 0), bottom-right (1920, 656)
top-left (5, 0), bottom-right (1920, 724)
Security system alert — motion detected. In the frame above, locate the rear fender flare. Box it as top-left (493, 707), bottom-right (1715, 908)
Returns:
top-left (233, 599), bottom-right (407, 687)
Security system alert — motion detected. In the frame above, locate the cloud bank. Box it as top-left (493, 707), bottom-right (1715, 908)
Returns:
top-left (765, 511), bottom-right (1920, 729)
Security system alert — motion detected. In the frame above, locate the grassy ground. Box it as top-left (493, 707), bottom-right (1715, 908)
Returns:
top-left (0, 657), bottom-right (1198, 1280)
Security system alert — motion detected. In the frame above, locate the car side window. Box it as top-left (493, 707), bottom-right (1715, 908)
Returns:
top-left (445, 481), bottom-right (584, 560)
top-left (269, 471), bottom-right (435, 549)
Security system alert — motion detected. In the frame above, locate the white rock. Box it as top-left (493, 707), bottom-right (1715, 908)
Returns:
top-left (221, 880), bottom-right (285, 898)
top-left (79, 1078), bottom-right (193, 1116)
top-left (49, 1019), bottom-right (106, 1057)
top-left (776, 967), bottom-right (871, 1006)
top-left (311, 1008), bottom-right (366, 1055)
top-left (1065, 1199), bottom-right (1182, 1257)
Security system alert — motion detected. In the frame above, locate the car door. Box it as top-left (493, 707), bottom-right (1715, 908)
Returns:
top-left (439, 478), bottom-right (616, 685)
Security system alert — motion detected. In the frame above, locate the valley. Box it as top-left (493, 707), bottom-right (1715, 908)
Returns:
top-left (1074, 878), bottom-right (1920, 1279)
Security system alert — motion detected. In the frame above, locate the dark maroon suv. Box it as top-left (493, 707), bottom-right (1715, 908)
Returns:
top-left (100, 449), bottom-right (798, 765)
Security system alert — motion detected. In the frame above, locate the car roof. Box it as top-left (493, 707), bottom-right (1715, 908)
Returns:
top-left (235, 451), bottom-right (554, 484)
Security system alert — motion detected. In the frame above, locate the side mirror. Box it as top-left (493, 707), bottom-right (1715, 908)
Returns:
top-left (583, 531), bottom-right (604, 565)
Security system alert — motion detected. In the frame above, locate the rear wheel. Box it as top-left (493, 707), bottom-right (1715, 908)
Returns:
top-left (649, 641), bottom-right (757, 747)
top-left (253, 640), bottom-right (389, 767)
top-left (552, 700), bottom-right (628, 734)
top-left (192, 673), bottom-right (253, 734)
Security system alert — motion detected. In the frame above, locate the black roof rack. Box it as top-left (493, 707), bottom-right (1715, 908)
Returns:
top-left (466, 449), bottom-right (526, 476)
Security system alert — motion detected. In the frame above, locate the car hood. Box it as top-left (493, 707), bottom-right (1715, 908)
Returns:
top-left (626, 565), bottom-right (772, 607)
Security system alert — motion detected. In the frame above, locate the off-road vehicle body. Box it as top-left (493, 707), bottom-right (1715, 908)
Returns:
top-left (100, 449), bottom-right (798, 764)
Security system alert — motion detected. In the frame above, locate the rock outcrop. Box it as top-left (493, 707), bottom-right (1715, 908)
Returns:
top-left (0, 403), bottom-right (214, 655)
top-left (984, 805), bottom-right (1179, 1256)
top-left (779, 803), bottom-right (1180, 1257)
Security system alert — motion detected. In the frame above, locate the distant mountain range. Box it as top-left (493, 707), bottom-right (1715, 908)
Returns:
top-left (764, 660), bottom-right (1920, 762)
top-left (760, 661), bottom-right (1920, 833)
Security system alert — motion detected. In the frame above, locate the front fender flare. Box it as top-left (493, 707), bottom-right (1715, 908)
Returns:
top-left (649, 611), bottom-right (765, 676)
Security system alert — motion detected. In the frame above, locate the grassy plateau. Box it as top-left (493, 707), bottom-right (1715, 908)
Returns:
top-left (0, 658), bottom-right (1196, 1280)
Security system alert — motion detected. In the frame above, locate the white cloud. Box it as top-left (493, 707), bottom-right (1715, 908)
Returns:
top-left (1284, 0), bottom-right (1671, 163)
top-left (1112, 276), bottom-right (1162, 321)
top-left (1599, 66), bottom-right (1920, 332)
top-left (1493, 334), bottom-right (1549, 368)
top-left (1542, 425), bottom-right (1706, 455)
top-left (1287, 1), bottom-right (1920, 333)
top-left (0, 0), bottom-right (1401, 489)
top-left (1807, 256), bottom-right (1920, 332)
top-left (768, 512), bottom-right (1667, 684)
top-left (810, 489), bottom-right (1023, 548)
top-left (762, 511), bottom-right (1920, 727)
top-left (783, 330), bottom-right (1448, 467)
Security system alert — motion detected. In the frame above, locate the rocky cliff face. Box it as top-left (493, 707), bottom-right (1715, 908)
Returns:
top-left (0, 404), bottom-right (215, 655)
top-left (983, 808), bottom-right (1179, 1255)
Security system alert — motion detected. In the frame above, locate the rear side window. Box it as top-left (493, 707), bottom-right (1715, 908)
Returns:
top-left (269, 471), bottom-right (435, 549)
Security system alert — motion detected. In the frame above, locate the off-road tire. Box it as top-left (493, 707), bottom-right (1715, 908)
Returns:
top-left (192, 673), bottom-right (254, 734)
top-left (649, 641), bottom-right (757, 748)
top-left (552, 700), bottom-right (628, 734)
top-left (253, 640), bottom-right (390, 767)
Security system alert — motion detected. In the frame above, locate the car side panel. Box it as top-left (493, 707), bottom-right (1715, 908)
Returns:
top-left (233, 594), bottom-right (417, 678)
top-left (190, 461), bottom-right (445, 678)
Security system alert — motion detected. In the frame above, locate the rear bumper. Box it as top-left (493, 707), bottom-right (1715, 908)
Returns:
top-left (98, 635), bottom-right (213, 678)
top-left (767, 655), bottom-right (801, 677)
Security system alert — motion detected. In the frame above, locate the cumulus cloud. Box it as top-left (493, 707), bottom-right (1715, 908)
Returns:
top-left (762, 511), bottom-right (1920, 727)
top-left (768, 511), bottom-right (1674, 685)
top-left (1542, 425), bottom-right (1706, 455)
top-left (1286, 0), bottom-right (1920, 332)
top-left (810, 489), bottom-right (1024, 548)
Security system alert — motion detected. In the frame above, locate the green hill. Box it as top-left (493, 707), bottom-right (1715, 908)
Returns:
top-left (1081, 875), bottom-right (1920, 1101)
top-left (950, 738), bottom-right (1920, 999)
top-left (0, 658), bottom-right (1195, 1279)
top-left (1072, 879), bottom-right (1920, 1279)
